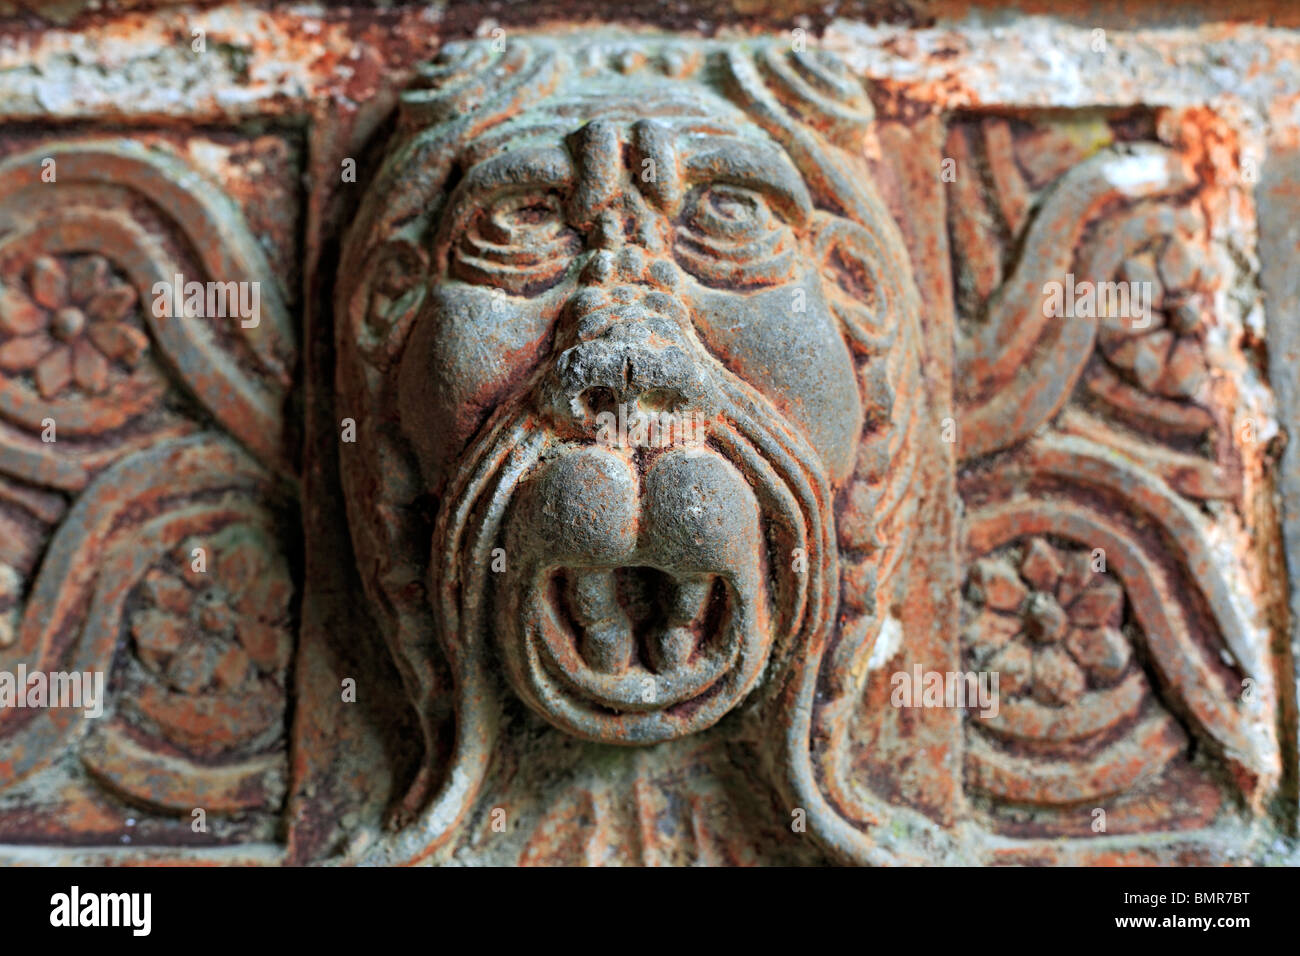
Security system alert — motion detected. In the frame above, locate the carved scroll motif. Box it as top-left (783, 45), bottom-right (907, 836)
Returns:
top-left (949, 114), bottom-right (1277, 845)
top-left (0, 140), bottom-right (297, 845)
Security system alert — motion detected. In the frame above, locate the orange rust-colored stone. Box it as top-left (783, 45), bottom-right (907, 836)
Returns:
top-left (0, 2), bottom-right (1294, 868)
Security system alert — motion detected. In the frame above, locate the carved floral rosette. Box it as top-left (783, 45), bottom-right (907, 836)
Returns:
top-left (0, 139), bottom-right (297, 850)
top-left (948, 111), bottom-right (1279, 853)
top-left (959, 436), bottom-right (1276, 835)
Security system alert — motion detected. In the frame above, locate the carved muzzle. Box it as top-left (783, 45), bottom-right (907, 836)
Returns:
top-left (472, 263), bottom-right (825, 743)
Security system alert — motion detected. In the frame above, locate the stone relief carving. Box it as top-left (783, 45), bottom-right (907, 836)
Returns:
top-left (0, 136), bottom-right (298, 849)
top-left (0, 21), bottom-right (1292, 868)
top-left (948, 110), bottom-right (1279, 850)
top-left (336, 35), bottom-right (925, 864)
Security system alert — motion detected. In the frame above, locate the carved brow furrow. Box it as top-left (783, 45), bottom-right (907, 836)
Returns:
top-left (460, 124), bottom-right (584, 168)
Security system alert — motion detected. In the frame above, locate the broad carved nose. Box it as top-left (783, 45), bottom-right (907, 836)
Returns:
top-left (545, 274), bottom-right (706, 428)
top-left (557, 314), bottom-right (697, 418)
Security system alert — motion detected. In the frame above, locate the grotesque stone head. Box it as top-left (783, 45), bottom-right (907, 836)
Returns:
top-left (337, 35), bottom-right (921, 832)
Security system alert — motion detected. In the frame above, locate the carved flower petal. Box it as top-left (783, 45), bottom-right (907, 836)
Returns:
top-left (85, 282), bottom-right (138, 324)
top-left (1070, 579), bottom-right (1124, 627)
top-left (165, 641), bottom-right (220, 695)
top-left (67, 255), bottom-right (109, 305)
top-left (216, 536), bottom-right (291, 621)
top-left (28, 256), bottom-right (68, 310)
top-left (1032, 645), bottom-right (1086, 706)
top-left (1065, 625), bottom-right (1131, 684)
top-left (143, 568), bottom-right (193, 615)
top-left (237, 571), bottom-right (293, 622)
top-left (1101, 310), bottom-right (1167, 357)
top-left (87, 321), bottom-right (149, 366)
top-left (1156, 338), bottom-right (1208, 399)
top-left (968, 558), bottom-right (1027, 612)
top-left (1104, 333), bottom-right (1139, 370)
top-left (212, 644), bottom-right (253, 692)
top-left (1056, 550), bottom-right (1095, 607)
top-left (238, 619), bottom-right (291, 673)
top-left (34, 344), bottom-right (73, 398)
top-left (215, 540), bottom-right (266, 587)
top-left (0, 286), bottom-right (45, 336)
top-left (72, 338), bottom-right (110, 393)
top-left (1117, 253), bottom-right (1164, 314)
top-left (962, 608), bottom-right (1020, 662)
top-left (131, 607), bottom-right (189, 671)
top-left (1019, 538), bottom-right (1063, 592)
top-left (1157, 237), bottom-right (1202, 291)
top-left (986, 641), bottom-right (1032, 696)
top-left (1167, 294), bottom-right (1205, 335)
top-left (1132, 329), bottom-right (1174, 392)
top-left (177, 550), bottom-right (208, 587)
top-left (199, 600), bottom-right (236, 635)
top-left (0, 333), bottom-right (55, 372)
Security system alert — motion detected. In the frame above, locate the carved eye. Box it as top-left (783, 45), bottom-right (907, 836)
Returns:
top-left (451, 190), bottom-right (581, 296)
top-left (674, 184), bottom-right (797, 290)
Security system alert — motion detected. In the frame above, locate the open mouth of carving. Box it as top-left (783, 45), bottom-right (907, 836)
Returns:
top-left (541, 566), bottom-right (737, 710)
top-left (468, 378), bottom-right (832, 744)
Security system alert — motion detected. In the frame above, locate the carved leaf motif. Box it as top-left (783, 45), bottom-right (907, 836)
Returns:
top-left (953, 138), bottom-right (1196, 461)
top-left (949, 117), bottom-right (1250, 502)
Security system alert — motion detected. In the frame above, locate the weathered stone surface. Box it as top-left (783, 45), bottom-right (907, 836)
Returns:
top-left (0, 1), bottom-right (1296, 866)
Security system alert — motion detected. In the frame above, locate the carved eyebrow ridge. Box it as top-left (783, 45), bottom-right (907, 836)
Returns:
top-left (454, 145), bottom-right (577, 198)
top-left (437, 146), bottom-right (578, 262)
top-left (460, 123), bottom-right (581, 168)
top-left (680, 136), bottom-right (813, 225)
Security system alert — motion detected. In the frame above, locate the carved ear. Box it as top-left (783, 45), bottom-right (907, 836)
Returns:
top-left (809, 212), bottom-right (903, 355)
top-left (349, 237), bottom-right (428, 369)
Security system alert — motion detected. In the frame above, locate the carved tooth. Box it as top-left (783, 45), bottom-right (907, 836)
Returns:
top-left (651, 626), bottom-right (695, 673)
top-left (581, 621), bottom-right (636, 673)
top-left (670, 576), bottom-right (712, 626)
top-left (567, 568), bottom-right (633, 672)
top-left (648, 575), bottom-right (712, 673)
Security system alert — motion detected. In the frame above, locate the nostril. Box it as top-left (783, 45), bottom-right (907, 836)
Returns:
top-left (638, 388), bottom-right (682, 414)
top-left (579, 386), bottom-right (620, 418)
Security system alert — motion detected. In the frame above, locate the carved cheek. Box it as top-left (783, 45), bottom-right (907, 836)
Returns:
top-left (397, 285), bottom-right (557, 489)
top-left (691, 276), bottom-right (863, 485)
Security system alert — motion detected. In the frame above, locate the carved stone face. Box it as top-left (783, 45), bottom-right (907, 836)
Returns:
top-left (340, 38), bottom-right (914, 751)
top-left (395, 95), bottom-right (861, 741)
